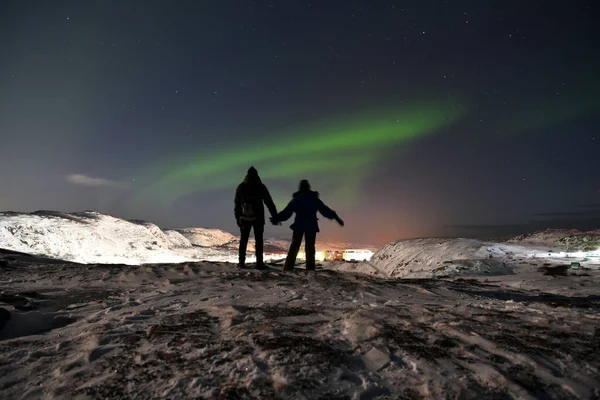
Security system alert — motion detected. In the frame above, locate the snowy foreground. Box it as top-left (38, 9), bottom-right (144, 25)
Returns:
top-left (1, 249), bottom-right (600, 399)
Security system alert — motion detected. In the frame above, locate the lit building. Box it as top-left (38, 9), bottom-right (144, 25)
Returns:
top-left (342, 249), bottom-right (374, 261)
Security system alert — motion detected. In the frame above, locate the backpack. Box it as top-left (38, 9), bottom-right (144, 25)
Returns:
top-left (240, 184), bottom-right (261, 221)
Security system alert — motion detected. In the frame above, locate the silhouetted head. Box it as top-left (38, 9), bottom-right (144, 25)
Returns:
top-left (244, 166), bottom-right (261, 185)
top-left (299, 179), bottom-right (311, 192)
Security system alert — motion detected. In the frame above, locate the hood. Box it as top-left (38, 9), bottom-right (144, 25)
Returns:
top-left (293, 190), bottom-right (319, 199)
top-left (243, 167), bottom-right (262, 186)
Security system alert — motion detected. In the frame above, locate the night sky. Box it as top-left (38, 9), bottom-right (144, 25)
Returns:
top-left (1, 1), bottom-right (599, 245)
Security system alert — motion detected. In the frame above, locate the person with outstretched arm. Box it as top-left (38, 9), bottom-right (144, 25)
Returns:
top-left (271, 179), bottom-right (344, 271)
top-left (234, 166), bottom-right (278, 269)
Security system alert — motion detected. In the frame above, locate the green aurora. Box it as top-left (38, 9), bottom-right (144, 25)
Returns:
top-left (128, 103), bottom-right (464, 209)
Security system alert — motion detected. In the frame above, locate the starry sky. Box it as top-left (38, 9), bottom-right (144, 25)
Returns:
top-left (1, 1), bottom-right (599, 245)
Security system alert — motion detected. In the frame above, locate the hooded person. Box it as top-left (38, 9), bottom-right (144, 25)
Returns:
top-left (271, 179), bottom-right (344, 271)
top-left (234, 166), bottom-right (278, 269)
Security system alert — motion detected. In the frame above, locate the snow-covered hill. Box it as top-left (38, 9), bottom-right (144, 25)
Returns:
top-left (2, 210), bottom-right (598, 278)
top-left (368, 238), bottom-right (509, 278)
top-left (367, 237), bottom-right (600, 279)
top-left (509, 228), bottom-right (600, 251)
top-left (0, 211), bottom-right (233, 265)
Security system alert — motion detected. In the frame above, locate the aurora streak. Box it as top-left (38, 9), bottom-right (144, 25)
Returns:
top-left (129, 103), bottom-right (462, 208)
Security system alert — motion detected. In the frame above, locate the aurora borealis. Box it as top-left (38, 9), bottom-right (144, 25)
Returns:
top-left (1, 1), bottom-right (599, 244)
top-left (130, 103), bottom-right (462, 207)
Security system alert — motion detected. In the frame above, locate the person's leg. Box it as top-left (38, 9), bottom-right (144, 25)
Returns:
top-left (305, 232), bottom-right (317, 271)
top-left (284, 231), bottom-right (304, 271)
top-left (254, 222), bottom-right (265, 269)
top-left (238, 222), bottom-right (251, 267)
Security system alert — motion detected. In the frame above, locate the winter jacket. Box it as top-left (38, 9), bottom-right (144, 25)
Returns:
top-left (234, 180), bottom-right (277, 225)
top-left (276, 190), bottom-right (338, 232)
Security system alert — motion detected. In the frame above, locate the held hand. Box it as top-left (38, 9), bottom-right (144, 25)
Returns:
top-left (270, 216), bottom-right (281, 226)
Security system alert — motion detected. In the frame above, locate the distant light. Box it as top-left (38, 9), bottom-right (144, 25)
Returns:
top-left (342, 249), bottom-right (374, 261)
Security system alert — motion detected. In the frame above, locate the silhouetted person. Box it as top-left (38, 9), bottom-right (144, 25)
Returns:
top-left (272, 180), bottom-right (344, 271)
top-left (234, 166), bottom-right (278, 269)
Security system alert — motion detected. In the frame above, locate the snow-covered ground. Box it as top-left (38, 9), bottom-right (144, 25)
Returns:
top-left (1, 213), bottom-right (600, 398)
top-left (0, 250), bottom-right (599, 399)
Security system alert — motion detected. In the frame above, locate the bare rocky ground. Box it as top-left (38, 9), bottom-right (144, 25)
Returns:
top-left (0, 250), bottom-right (599, 399)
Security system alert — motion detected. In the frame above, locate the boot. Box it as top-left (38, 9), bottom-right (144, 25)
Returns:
top-left (255, 253), bottom-right (266, 269)
top-left (283, 261), bottom-right (295, 272)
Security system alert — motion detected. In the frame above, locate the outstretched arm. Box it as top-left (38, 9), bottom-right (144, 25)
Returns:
top-left (317, 199), bottom-right (337, 219)
top-left (262, 185), bottom-right (278, 218)
top-left (317, 199), bottom-right (344, 226)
